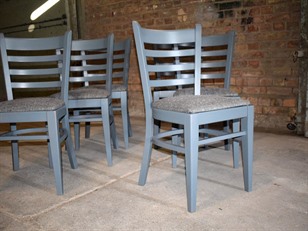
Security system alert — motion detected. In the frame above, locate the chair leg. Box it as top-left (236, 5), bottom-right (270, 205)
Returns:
top-left (223, 120), bottom-right (231, 151)
top-left (73, 110), bottom-right (80, 150)
top-left (138, 116), bottom-right (153, 186)
top-left (47, 111), bottom-right (63, 195)
top-left (241, 106), bottom-right (254, 192)
top-left (48, 141), bottom-right (53, 168)
top-left (153, 119), bottom-right (160, 150)
top-left (171, 124), bottom-right (180, 168)
top-left (110, 104), bottom-right (119, 150)
top-left (74, 122), bottom-right (80, 150)
top-left (184, 119), bottom-right (199, 213)
top-left (11, 141), bottom-right (19, 171)
top-left (63, 113), bottom-right (78, 169)
top-left (120, 93), bottom-right (129, 149)
top-left (127, 110), bottom-right (133, 137)
top-left (10, 123), bottom-right (19, 171)
top-left (85, 121), bottom-right (91, 138)
top-left (232, 119), bottom-right (240, 169)
top-left (101, 101), bottom-right (113, 166)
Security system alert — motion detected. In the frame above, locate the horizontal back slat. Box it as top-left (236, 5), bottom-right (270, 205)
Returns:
top-left (10, 67), bottom-right (62, 76)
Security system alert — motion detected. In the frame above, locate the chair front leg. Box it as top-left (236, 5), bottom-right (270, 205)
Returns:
top-left (47, 111), bottom-right (63, 195)
top-left (138, 115), bottom-right (153, 186)
top-left (109, 103), bottom-right (119, 149)
top-left (120, 93), bottom-right (129, 149)
top-left (101, 101), bottom-right (113, 166)
top-left (184, 119), bottom-right (199, 213)
top-left (63, 112), bottom-right (78, 169)
top-left (241, 106), bottom-right (254, 192)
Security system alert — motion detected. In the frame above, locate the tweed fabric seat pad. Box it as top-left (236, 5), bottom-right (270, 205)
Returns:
top-left (0, 97), bottom-right (65, 112)
top-left (173, 87), bottom-right (238, 97)
top-left (85, 84), bottom-right (127, 92)
top-left (153, 95), bottom-right (250, 114)
top-left (52, 87), bottom-right (110, 100)
top-left (68, 87), bottom-right (110, 99)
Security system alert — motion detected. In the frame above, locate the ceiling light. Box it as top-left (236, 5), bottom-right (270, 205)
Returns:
top-left (30, 0), bottom-right (60, 21)
top-left (28, 24), bottom-right (36, 32)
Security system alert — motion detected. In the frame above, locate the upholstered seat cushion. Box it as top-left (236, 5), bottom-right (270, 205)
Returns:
top-left (52, 87), bottom-right (110, 100)
top-left (84, 84), bottom-right (127, 92)
top-left (68, 87), bottom-right (110, 99)
top-left (173, 87), bottom-right (238, 97)
top-left (153, 95), bottom-right (250, 114)
top-left (0, 97), bottom-right (65, 112)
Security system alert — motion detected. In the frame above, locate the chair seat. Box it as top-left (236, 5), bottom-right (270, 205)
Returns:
top-left (153, 95), bottom-right (250, 114)
top-left (173, 87), bottom-right (238, 97)
top-left (84, 84), bottom-right (127, 92)
top-left (0, 97), bottom-right (65, 112)
top-left (53, 87), bottom-right (110, 100)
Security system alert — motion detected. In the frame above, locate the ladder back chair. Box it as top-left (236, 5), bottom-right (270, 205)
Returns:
top-left (132, 21), bottom-right (254, 212)
top-left (173, 31), bottom-right (239, 167)
top-left (84, 38), bottom-right (132, 149)
top-left (0, 31), bottom-right (77, 195)
top-left (153, 31), bottom-right (239, 168)
top-left (64, 34), bottom-right (118, 166)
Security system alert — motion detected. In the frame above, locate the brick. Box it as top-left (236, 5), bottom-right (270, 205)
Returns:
top-left (248, 60), bottom-right (260, 68)
top-left (283, 98), bottom-right (296, 107)
top-left (271, 98), bottom-right (283, 107)
top-left (267, 87), bottom-right (292, 95)
top-left (258, 98), bottom-right (271, 106)
top-left (273, 22), bottom-right (285, 30)
top-left (247, 43), bottom-right (259, 50)
top-left (242, 87), bottom-right (261, 94)
top-left (260, 78), bottom-right (273, 86)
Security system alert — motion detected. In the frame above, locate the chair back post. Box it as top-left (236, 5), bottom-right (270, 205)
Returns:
top-left (122, 38), bottom-right (131, 88)
top-left (225, 31), bottom-right (235, 89)
top-left (0, 33), bottom-right (12, 100)
top-left (132, 21), bottom-right (152, 116)
top-left (61, 31), bottom-right (73, 106)
top-left (194, 24), bottom-right (202, 96)
top-left (105, 33), bottom-right (114, 94)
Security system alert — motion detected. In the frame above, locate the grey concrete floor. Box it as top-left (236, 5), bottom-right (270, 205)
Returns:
top-left (0, 116), bottom-right (307, 230)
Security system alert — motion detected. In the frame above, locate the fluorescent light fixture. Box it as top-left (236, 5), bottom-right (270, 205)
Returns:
top-left (30, 0), bottom-right (60, 21)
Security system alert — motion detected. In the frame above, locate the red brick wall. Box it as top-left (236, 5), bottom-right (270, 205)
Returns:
top-left (83, 0), bottom-right (301, 132)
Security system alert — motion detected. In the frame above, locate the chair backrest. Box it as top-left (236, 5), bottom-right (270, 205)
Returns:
top-left (0, 31), bottom-right (72, 102)
top-left (132, 21), bottom-right (202, 111)
top-left (200, 31), bottom-right (235, 89)
top-left (69, 34), bottom-right (114, 93)
top-left (112, 38), bottom-right (131, 89)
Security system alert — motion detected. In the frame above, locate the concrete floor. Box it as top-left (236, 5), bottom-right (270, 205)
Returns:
top-left (0, 116), bottom-right (307, 230)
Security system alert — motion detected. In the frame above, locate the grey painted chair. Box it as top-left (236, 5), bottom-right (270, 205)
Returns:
top-left (132, 21), bottom-right (254, 212)
top-left (0, 31), bottom-right (78, 195)
top-left (84, 39), bottom-right (132, 149)
top-left (173, 31), bottom-right (239, 167)
top-left (65, 35), bottom-right (118, 166)
top-left (154, 31), bottom-right (239, 168)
